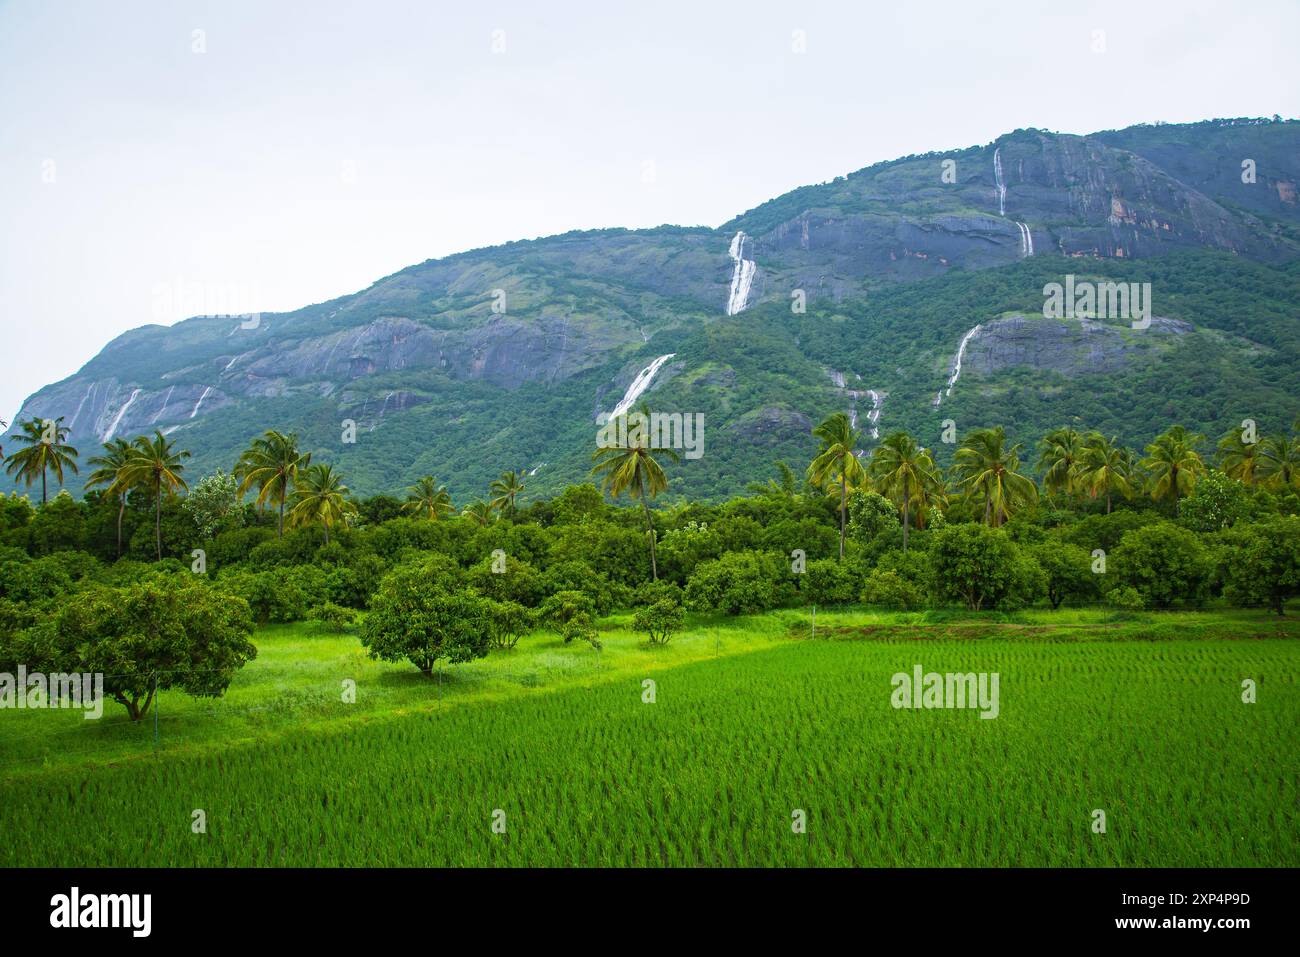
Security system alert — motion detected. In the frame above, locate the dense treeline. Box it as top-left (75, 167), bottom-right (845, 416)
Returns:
top-left (2, 410), bottom-right (1299, 719)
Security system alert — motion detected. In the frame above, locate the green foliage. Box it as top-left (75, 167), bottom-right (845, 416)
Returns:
top-left (1110, 522), bottom-right (1214, 608)
top-left (930, 524), bottom-right (1044, 610)
top-left (684, 550), bottom-right (793, 615)
top-left (1178, 470), bottom-right (1251, 532)
top-left (1029, 542), bottom-right (1099, 609)
top-left (1222, 517), bottom-right (1300, 615)
top-left (181, 470), bottom-right (245, 539)
top-left (860, 568), bottom-right (925, 610)
top-left (631, 599), bottom-right (684, 645)
top-left (0, 575), bottom-right (255, 720)
top-left (802, 558), bottom-right (861, 605)
top-left (483, 599), bottom-right (536, 649)
top-left (307, 601), bottom-right (358, 632)
top-left (360, 570), bottom-right (491, 675)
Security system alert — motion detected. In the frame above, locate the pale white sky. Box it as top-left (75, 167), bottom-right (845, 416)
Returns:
top-left (2, 0), bottom-right (1297, 423)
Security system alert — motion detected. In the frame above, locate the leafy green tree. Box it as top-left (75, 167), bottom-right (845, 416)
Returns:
top-left (3, 417), bottom-right (79, 504)
top-left (930, 523), bottom-right (1043, 610)
top-left (868, 431), bottom-right (944, 551)
top-left (1028, 542), bottom-right (1098, 609)
top-left (951, 426), bottom-right (1038, 527)
top-left (289, 463), bottom-right (354, 544)
top-left (115, 430), bottom-right (189, 560)
top-left (1178, 470), bottom-right (1250, 532)
top-left (1140, 425), bottom-right (1205, 514)
top-left (0, 576), bottom-right (255, 720)
top-left (684, 550), bottom-right (791, 615)
top-left (1223, 517), bottom-right (1300, 615)
top-left (86, 438), bottom-right (135, 556)
top-left (1074, 433), bottom-right (1134, 514)
top-left (483, 599), bottom-right (536, 649)
top-left (591, 406), bottom-right (679, 580)
top-left (181, 469), bottom-right (244, 539)
top-left (632, 599), bottom-right (684, 645)
top-left (539, 590), bottom-right (596, 633)
top-left (1110, 521), bottom-right (1213, 609)
top-left (235, 430), bottom-right (310, 538)
top-left (361, 573), bottom-right (491, 676)
top-left (808, 412), bottom-right (866, 560)
top-left (402, 476), bottom-right (455, 520)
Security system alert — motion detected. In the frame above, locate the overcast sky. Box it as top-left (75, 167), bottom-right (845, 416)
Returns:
top-left (2, 0), bottom-right (1297, 424)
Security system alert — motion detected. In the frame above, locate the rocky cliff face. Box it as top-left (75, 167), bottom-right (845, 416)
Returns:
top-left (959, 314), bottom-right (1192, 379)
top-left (5, 118), bottom-right (1298, 496)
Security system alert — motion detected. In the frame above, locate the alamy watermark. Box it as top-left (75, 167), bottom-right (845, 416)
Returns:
top-left (1043, 275), bottom-right (1152, 329)
top-left (596, 411), bottom-right (704, 459)
top-left (0, 667), bottom-right (104, 719)
top-left (891, 664), bottom-right (1000, 719)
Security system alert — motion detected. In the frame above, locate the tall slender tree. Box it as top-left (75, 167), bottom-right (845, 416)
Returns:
top-left (591, 405), bottom-right (679, 580)
top-left (461, 499), bottom-right (495, 527)
top-left (115, 431), bottom-right (189, 560)
top-left (86, 437), bottom-right (136, 556)
top-left (807, 413), bottom-right (866, 560)
top-left (489, 469), bottom-right (527, 519)
top-left (3, 416), bottom-right (79, 504)
top-left (1074, 433), bottom-right (1134, 514)
top-left (235, 430), bottom-right (310, 538)
top-left (1217, 427), bottom-right (1262, 486)
top-left (402, 476), bottom-right (455, 520)
top-left (289, 463), bottom-right (353, 544)
top-left (1140, 425), bottom-right (1205, 514)
top-left (951, 426), bottom-right (1038, 527)
top-left (1036, 427), bottom-right (1084, 499)
top-left (868, 431), bottom-right (944, 551)
top-left (1257, 432), bottom-right (1300, 494)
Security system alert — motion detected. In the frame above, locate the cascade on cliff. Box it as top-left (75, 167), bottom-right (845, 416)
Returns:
top-left (610, 354), bottom-right (676, 419)
top-left (726, 231), bottom-right (756, 315)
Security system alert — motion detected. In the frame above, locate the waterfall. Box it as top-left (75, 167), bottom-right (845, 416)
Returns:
top-left (151, 384), bottom-right (176, 424)
top-left (189, 386), bottom-right (213, 419)
top-left (1016, 221), bottom-right (1033, 257)
top-left (725, 231), bottom-right (756, 315)
top-left (610, 353), bottom-right (675, 418)
top-left (865, 389), bottom-right (883, 439)
top-left (67, 382), bottom-right (94, 431)
top-left (993, 147), bottom-right (1007, 216)
top-left (934, 324), bottom-right (983, 405)
top-left (102, 388), bottom-right (141, 441)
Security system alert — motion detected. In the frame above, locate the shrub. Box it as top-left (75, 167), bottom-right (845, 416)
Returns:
top-left (1029, 542), bottom-right (1099, 609)
top-left (802, 558), bottom-right (861, 605)
top-left (308, 601), bottom-right (358, 632)
top-left (466, 556), bottom-right (545, 607)
top-left (560, 612), bottom-right (602, 651)
top-left (484, 599), bottom-right (536, 649)
top-left (860, 569), bottom-right (924, 610)
top-left (630, 580), bottom-right (684, 608)
top-left (1108, 586), bottom-right (1146, 611)
top-left (539, 590), bottom-right (596, 632)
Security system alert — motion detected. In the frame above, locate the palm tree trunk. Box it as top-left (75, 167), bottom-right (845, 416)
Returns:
top-left (154, 483), bottom-right (162, 561)
top-left (116, 499), bottom-right (125, 556)
top-left (278, 496), bottom-right (285, 538)
top-left (838, 471), bottom-right (846, 560)
top-left (41, 467), bottom-right (47, 505)
top-left (1106, 484), bottom-right (1112, 514)
top-left (902, 487), bottom-right (910, 552)
top-left (637, 473), bottom-right (658, 581)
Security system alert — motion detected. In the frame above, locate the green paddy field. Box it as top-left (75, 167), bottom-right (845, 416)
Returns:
top-left (2, 608), bottom-right (1297, 867)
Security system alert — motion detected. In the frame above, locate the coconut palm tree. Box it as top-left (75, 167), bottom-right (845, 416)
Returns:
top-left (1217, 427), bottom-right (1262, 486)
top-left (1257, 432), bottom-right (1300, 493)
top-left (951, 426), bottom-right (1038, 527)
top-left (1140, 425), bottom-right (1205, 514)
top-left (86, 437), bottom-right (136, 556)
top-left (461, 499), bottom-right (495, 527)
top-left (1036, 427), bottom-right (1084, 499)
top-left (1073, 433), bottom-right (1134, 514)
top-left (3, 416), bottom-right (79, 504)
top-left (115, 430), bottom-right (189, 560)
top-left (402, 476), bottom-right (455, 520)
top-left (489, 469), bottom-right (527, 519)
top-left (289, 463), bottom-right (353, 544)
top-left (591, 405), bottom-right (679, 580)
top-left (807, 412), bottom-right (866, 560)
top-left (868, 431), bottom-right (944, 552)
top-left (235, 430), bottom-right (310, 538)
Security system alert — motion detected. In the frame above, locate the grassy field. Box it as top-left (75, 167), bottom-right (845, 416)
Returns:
top-left (2, 607), bottom-right (1297, 866)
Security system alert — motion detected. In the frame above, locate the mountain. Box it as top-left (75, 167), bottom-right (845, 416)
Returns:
top-left (6, 117), bottom-right (1300, 502)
